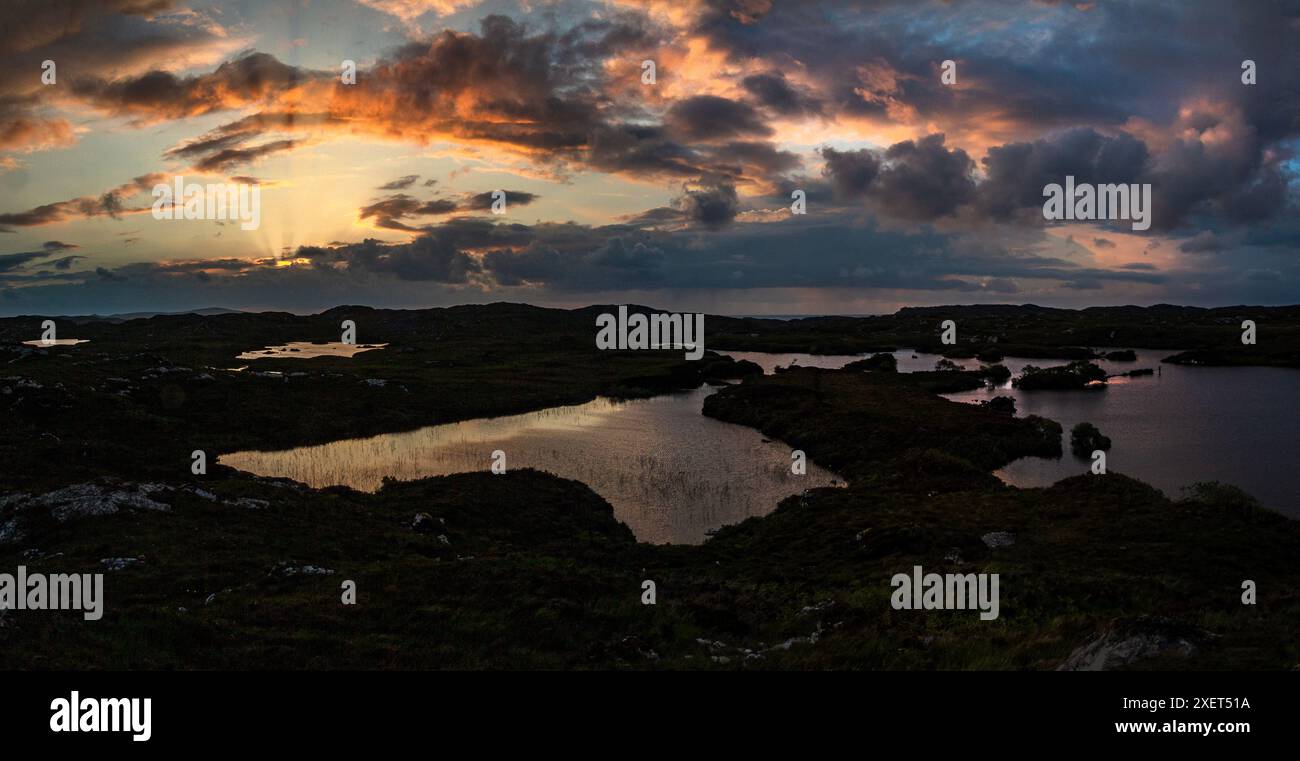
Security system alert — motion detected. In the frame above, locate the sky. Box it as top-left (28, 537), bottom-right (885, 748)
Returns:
top-left (0, 0), bottom-right (1297, 316)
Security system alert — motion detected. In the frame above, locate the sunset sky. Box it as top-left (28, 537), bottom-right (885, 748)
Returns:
top-left (1, 0), bottom-right (1297, 316)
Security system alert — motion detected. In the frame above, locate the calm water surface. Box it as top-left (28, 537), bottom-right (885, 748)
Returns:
top-left (725, 348), bottom-right (1300, 516)
top-left (236, 342), bottom-right (387, 360)
top-left (21, 339), bottom-right (89, 347)
top-left (221, 386), bottom-right (841, 544)
top-left (222, 346), bottom-right (1298, 539)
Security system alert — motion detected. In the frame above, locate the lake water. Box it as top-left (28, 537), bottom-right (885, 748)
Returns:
top-left (22, 339), bottom-right (89, 347)
top-left (725, 348), bottom-right (1300, 517)
top-left (723, 348), bottom-right (986, 374)
top-left (220, 386), bottom-right (842, 544)
top-left (221, 346), bottom-right (1298, 538)
top-left (236, 342), bottom-right (387, 360)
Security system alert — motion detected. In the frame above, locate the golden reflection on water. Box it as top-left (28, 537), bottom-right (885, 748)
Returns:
top-left (236, 342), bottom-right (387, 360)
top-left (220, 387), bottom-right (842, 544)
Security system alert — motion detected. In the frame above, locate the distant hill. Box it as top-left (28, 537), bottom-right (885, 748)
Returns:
top-left (2, 301), bottom-right (1297, 367)
top-left (67, 307), bottom-right (245, 324)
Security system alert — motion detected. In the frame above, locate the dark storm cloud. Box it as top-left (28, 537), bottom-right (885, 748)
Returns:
top-left (687, 0), bottom-right (1297, 134)
top-left (484, 235), bottom-right (667, 288)
top-left (354, 14), bottom-right (620, 151)
top-left (741, 72), bottom-right (823, 117)
top-left (665, 96), bottom-right (773, 141)
top-left (870, 133), bottom-right (977, 220)
top-left (1147, 126), bottom-right (1290, 229)
top-left (977, 125), bottom-right (1289, 230)
top-left (585, 124), bottom-right (704, 178)
top-left (1179, 231), bottom-right (1224, 253)
top-left (674, 180), bottom-right (741, 229)
top-left (819, 134), bottom-right (974, 220)
top-left (682, 0), bottom-right (1300, 231)
top-left (820, 147), bottom-right (880, 200)
top-left (286, 213), bottom-right (1167, 294)
top-left (807, 123), bottom-right (1291, 232)
top-left (28, 207), bottom-right (1300, 318)
top-left (296, 236), bottom-right (480, 283)
top-left (555, 11), bottom-right (662, 61)
top-left (978, 128), bottom-right (1149, 220)
top-left (70, 52), bottom-right (316, 121)
top-left (701, 141), bottom-right (802, 182)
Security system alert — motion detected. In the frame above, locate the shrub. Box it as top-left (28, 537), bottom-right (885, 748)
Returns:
top-left (1070, 421), bottom-right (1111, 457)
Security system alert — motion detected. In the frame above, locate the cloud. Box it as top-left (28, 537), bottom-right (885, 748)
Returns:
top-left (63, 15), bottom-right (800, 190)
top-left (188, 138), bottom-right (304, 173)
top-left (0, 241), bottom-right (79, 272)
top-left (459, 190), bottom-right (539, 211)
top-left (1179, 230), bottom-right (1224, 253)
top-left (379, 175), bottom-right (420, 190)
top-left (978, 128), bottom-right (1148, 220)
top-left (741, 71), bottom-right (823, 117)
top-left (1, 1), bottom-right (183, 54)
top-left (820, 147), bottom-right (880, 200)
top-left (665, 95), bottom-right (773, 141)
top-left (358, 190), bottom-right (539, 231)
top-left (296, 236), bottom-right (481, 283)
top-left (353, 0), bottom-right (483, 22)
top-left (0, 113), bottom-right (78, 152)
top-left (2, 0), bottom-right (1299, 314)
top-left (70, 52), bottom-right (317, 123)
top-left (977, 118), bottom-right (1290, 230)
top-left (0, 174), bottom-right (162, 231)
top-left (673, 179), bottom-right (740, 229)
top-left (50, 255), bottom-right (87, 270)
top-left (20, 204), bottom-right (1300, 317)
top-left (819, 134), bottom-right (974, 220)
top-left (0, 1), bottom-right (248, 154)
